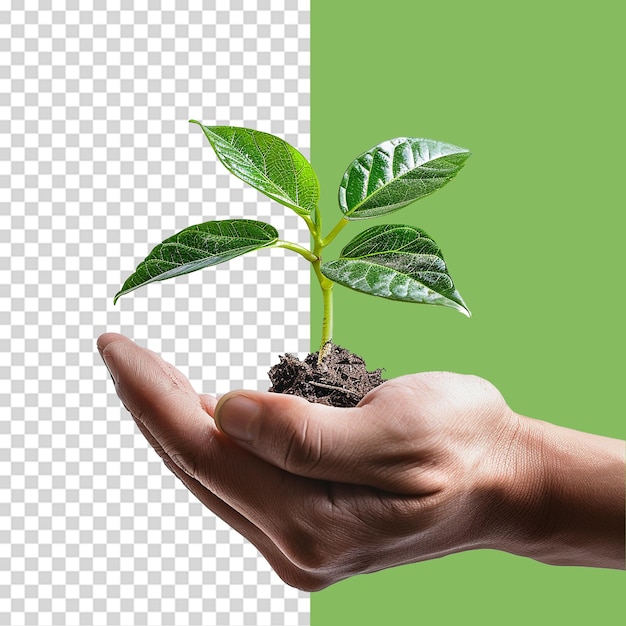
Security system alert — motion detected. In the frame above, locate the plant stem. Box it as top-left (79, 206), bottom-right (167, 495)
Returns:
top-left (321, 217), bottom-right (349, 247)
top-left (273, 240), bottom-right (319, 264)
top-left (309, 212), bottom-right (336, 362)
top-left (319, 281), bottom-right (333, 361)
top-left (301, 212), bottom-right (350, 362)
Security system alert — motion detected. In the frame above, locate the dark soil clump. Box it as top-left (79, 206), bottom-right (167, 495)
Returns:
top-left (268, 343), bottom-right (385, 407)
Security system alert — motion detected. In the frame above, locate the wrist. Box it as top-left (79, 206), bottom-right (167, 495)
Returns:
top-left (489, 412), bottom-right (625, 569)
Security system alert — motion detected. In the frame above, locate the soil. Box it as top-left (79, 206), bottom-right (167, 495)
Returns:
top-left (268, 343), bottom-right (385, 407)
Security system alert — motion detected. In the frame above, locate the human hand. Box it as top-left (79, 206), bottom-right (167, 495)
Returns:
top-left (97, 333), bottom-right (625, 590)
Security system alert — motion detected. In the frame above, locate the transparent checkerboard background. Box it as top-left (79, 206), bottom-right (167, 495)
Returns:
top-left (1, 2), bottom-right (310, 624)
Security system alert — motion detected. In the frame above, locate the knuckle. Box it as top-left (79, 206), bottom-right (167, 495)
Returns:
top-left (281, 518), bottom-right (331, 572)
top-left (289, 542), bottom-right (329, 572)
top-left (281, 417), bottom-right (324, 476)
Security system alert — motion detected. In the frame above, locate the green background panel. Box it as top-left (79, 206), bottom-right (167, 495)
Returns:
top-left (311, 1), bottom-right (625, 623)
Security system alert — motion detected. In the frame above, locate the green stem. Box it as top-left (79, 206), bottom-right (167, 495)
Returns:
top-left (273, 236), bottom-right (333, 361)
top-left (273, 240), bottom-right (319, 264)
top-left (321, 217), bottom-right (349, 247)
top-left (300, 210), bottom-right (346, 362)
top-left (318, 282), bottom-right (333, 362)
top-left (303, 214), bottom-right (319, 242)
top-left (310, 221), bottom-right (334, 361)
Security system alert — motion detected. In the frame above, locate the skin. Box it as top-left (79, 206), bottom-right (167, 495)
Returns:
top-left (97, 333), bottom-right (625, 591)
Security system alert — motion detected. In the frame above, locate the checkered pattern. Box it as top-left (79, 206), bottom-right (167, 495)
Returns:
top-left (1, 2), bottom-right (310, 625)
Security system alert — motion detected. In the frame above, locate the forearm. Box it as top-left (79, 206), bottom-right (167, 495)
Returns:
top-left (501, 414), bottom-right (625, 569)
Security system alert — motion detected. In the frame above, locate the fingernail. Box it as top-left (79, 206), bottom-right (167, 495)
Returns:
top-left (215, 394), bottom-right (262, 443)
top-left (99, 350), bottom-right (119, 385)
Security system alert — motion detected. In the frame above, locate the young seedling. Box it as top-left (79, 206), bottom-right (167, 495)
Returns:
top-left (115, 123), bottom-right (471, 367)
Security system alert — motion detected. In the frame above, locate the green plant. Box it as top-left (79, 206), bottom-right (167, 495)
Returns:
top-left (115, 123), bottom-right (471, 361)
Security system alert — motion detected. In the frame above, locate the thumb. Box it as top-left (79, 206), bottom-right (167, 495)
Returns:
top-left (214, 390), bottom-right (386, 486)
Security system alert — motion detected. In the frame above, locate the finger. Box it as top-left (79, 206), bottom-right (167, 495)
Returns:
top-left (98, 334), bottom-right (330, 590)
top-left (130, 413), bottom-right (328, 592)
top-left (99, 333), bottom-right (218, 467)
top-left (97, 333), bottom-right (339, 565)
top-left (212, 387), bottom-right (422, 491)
top-left (199, 393), bottom-right (217, 416)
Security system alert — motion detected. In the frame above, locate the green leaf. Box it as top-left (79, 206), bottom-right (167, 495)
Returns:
top-left (339, 137), bottom-right (470, 220)
top-left (190, 121), bottom-right (319, 217)
top-left (321, 224), bottom-right (470, 316)
top-left (114, 219), bottom-right (278, 303)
